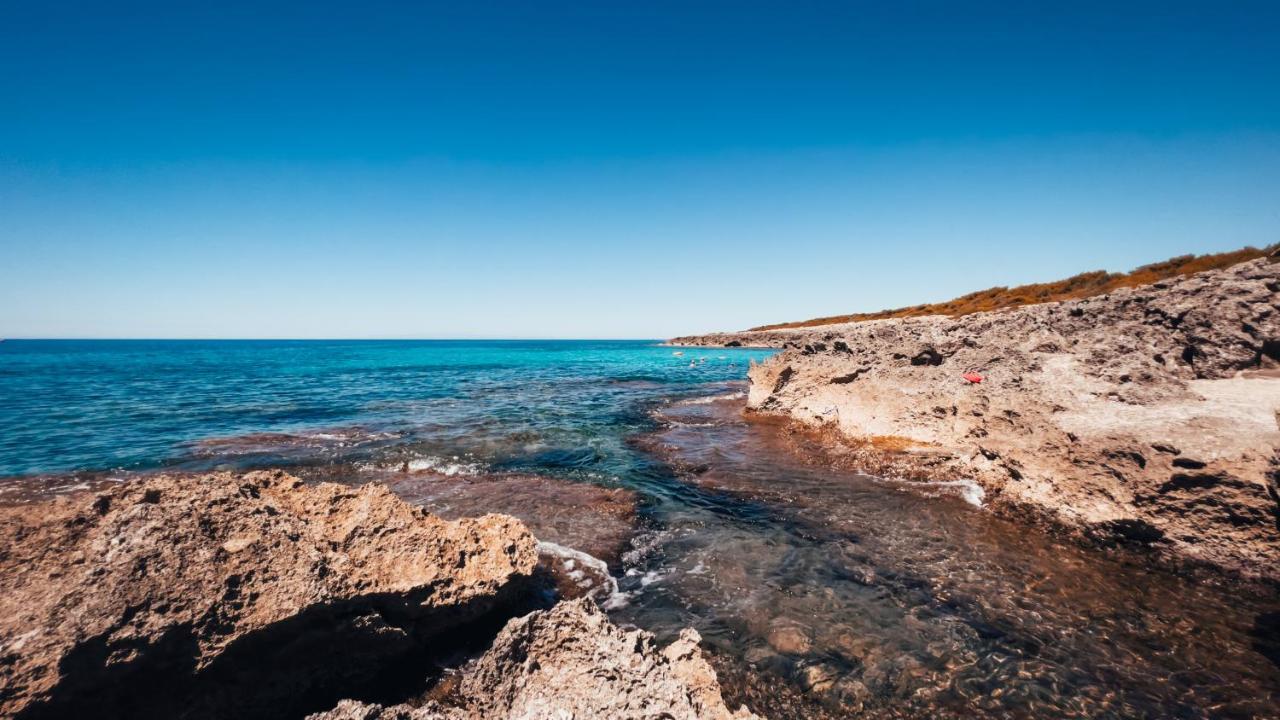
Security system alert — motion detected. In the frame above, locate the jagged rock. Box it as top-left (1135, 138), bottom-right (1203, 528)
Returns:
top-left (0, 472), bottom-right (763, 720)
top-left (0, 471), bottom-right (538, 719)
top-left (673, 258), bottom-right (1280, 578)
top-left (311, 599), bottom-right (761, 720)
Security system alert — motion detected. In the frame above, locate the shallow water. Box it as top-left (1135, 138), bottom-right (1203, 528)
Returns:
top-left (2, 340), bottom-right (1278, 718)
top-left (620, 396), bottom-right (1280, 719)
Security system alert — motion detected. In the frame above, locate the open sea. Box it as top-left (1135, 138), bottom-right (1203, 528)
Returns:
top-left (2, 339), bottom-right (1278, 719)
top-left (0, 339), bottom-right (770, 478)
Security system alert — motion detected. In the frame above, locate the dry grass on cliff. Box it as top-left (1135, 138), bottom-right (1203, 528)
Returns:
top-left (752, 244), bottom-right (1278, 331)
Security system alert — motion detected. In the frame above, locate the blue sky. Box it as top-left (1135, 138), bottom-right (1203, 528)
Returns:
top-left (2, 1), bottom-right (1278, 338)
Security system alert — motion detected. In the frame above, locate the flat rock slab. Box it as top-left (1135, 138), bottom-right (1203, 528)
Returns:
top-left (383, 471), bottom-right (637, 564)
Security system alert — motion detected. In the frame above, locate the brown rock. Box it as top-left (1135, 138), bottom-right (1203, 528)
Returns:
top-left (799, 664), bottom-right (837, 693)
top-left (766, 621), bottom-right (812, 655)
top-left (0, 470), bottom-right (538, 718)
top-left (312, 598), bottom-right (762, 720)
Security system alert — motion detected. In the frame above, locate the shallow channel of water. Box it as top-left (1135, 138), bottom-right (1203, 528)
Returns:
top-left (611, 393), bottom-right (1280, 719)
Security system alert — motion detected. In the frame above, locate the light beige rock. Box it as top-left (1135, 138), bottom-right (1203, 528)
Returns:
top-left (310, 699), bottom-right (462, 720)
top-left (675, 258), bottom-right (1280, 578)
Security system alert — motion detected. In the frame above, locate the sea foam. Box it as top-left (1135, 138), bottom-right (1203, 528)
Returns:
top-left (537, 540), bottom-right (630, 610)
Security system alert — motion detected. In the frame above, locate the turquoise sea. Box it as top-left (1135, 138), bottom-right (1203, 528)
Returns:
top-left (0, 339), bottom-right (771, 477)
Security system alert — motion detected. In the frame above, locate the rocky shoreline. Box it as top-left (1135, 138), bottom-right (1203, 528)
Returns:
top-left (0, 471), bottom-right (760, 719)
top-left (4, 258), bottom-right (1278, 718)
top-left (671, 256), bottom-right (1280, 580)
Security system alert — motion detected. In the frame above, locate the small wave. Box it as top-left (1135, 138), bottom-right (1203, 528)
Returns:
top-left (624, 567), bottom-right (671, 588)
top-left (880, 477), bottom-right (985, 507)
top-left (673, 391), bottom-right (746, 406)
top-left (537, 540), bottom-right (630, 610)
top-left (928, 479), bottom-right (986, 507)
top-left (405, 455), bottom-right (484, 476)
top-left (190, 427), bottom-right (396, 456)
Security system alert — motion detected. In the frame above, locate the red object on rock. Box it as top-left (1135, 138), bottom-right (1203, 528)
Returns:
top-left (962, 372), bottom-right (984, 384)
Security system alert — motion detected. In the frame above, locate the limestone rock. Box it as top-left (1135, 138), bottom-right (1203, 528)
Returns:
top-left (0, 470), bottom-right (538, 718)
top-left (674, 258), bottom-right (1280, 578)
top-left (312, 598), bottom-right (762, 720)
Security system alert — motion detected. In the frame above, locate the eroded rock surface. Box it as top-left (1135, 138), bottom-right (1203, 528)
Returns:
top-left (311, 598), bottom-right (761, 720)
top-left (675, 258), bottom-right (1280, 578)
top-left (0, 470), bottom-right (538, 719)
top-left (0, 471), bottom-right (762, 720)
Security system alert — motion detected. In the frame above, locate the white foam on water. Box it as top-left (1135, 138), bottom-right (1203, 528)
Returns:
top-left (957, 480), bottom-right (986, 507)
top-left (621, 528), bottom-right (681, 566)
top-left (879, 477), bottom-right (986, 507)
top-left (925, 479), bottom-right (986, 507)
top-left (637, 569), bottom-right (668, 587)
top-left (537, 540), bottom-right (629, 610)
top-left (404, 455), bottom-right (484, 476)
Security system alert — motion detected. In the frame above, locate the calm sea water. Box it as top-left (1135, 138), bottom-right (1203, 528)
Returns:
top-left (2, 339), bottom-right (1278, 719)
top-left (0, 339), bottom-right (770, 477)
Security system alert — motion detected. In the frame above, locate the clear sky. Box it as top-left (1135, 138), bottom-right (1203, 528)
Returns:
top-left (2, 1), bottom-right (1278, 338)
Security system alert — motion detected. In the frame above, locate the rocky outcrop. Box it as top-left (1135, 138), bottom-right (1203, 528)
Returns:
top-left (0, 470), bottom-right (538, 719)
top-left (668, 331), bottom-right (790, 348)
top-left (311, 598), bottom-right (760, 720)
top-left (0, 471), bottom-right (762, 720)
top-left (680, 258), bottom-right (1280, 578)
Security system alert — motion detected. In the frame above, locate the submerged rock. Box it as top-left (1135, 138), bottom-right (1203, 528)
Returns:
top-left (384, 471), bottom-right (637, 564)
top-left (765, 621), bottom-right (813, 656)
top-left (311, 598), bottom-right (761, 720)
top-left (675, 258), bottom-right (1280, 578)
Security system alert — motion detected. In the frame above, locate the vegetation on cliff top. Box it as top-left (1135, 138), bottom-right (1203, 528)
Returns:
top-left (751, 244), bottom-right (1279, 331)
